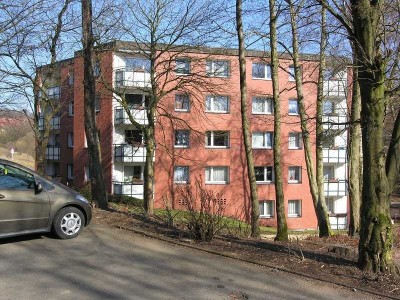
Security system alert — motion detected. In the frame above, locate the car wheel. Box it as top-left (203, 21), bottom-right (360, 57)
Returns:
top-left (52, 207), bottom-right (85, 239)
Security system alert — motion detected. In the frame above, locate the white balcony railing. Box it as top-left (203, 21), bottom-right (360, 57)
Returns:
top-left (115, 69), bottom-right (151, 89)
top-left (323, 80), bottom-right (347, 97)
top-left (113, 181), bottom-right (144, 199)
top-left (38, 116), bottom-right (60, 131)
top-left (324, 180), bottom-right (347, 197)
top-left (114, 106), bottom-right (148, 125)
top-left (322, 115), bottom-right (347, 130)
top-left (322, 148), bottom-right (347, 164)
top-left (114, 144), bottom-right (146, 163)
top-left (46, 145), bottom-right (60, 160)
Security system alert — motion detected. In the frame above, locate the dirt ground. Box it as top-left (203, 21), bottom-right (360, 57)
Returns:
top-left (92, 206), bottom-right (400, 299)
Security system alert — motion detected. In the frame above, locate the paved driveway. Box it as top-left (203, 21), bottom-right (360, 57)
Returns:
top-left (0, 224), bottom-right (379, 300)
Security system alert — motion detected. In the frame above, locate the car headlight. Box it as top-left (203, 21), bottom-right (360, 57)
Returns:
top-left (76, 195), bottom-right (89, 204)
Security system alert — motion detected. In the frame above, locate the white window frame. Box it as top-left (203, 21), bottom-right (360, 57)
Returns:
top-left (174, 166), bottom-right (190, 184)
top-left (205, 166), bottom-right (229, 184)
top-left (255, 166), bottom-right (274, 183)
top-left (252, 132), bottom-right (273, 149)
top-left (68, 101), bottom-right (74, 116)
top-left (175, 58), bottom-right (190, 75)
top-left (174, 130), bottom-right (190, 148)
top-left (252, 63), bottom-right (271, 80)
top-left (259, 200), bottom-right (274, 218)
top-left (67, 164), bottom-right (73, 180)
top-left (289, 66), bottom-right (295, 81)
top-left (252, 97), bottom-right (273, 114)
top-left (206, 60), bottom-right (229, 77)
top-left (288, 166), bottom-right (302, 183)
top-left (205, 95), bottom-right (229, 113)
top-left (67, 132), bottom-right (73, 148)
top-left (288, 99), bottom-right (299, 115)
top-left (288, 132), bottom-right (301, 149)
top-left (205, 131), bottom-right (229, 148)
top-left (288, 200), bottom-right (302, 217)
top-left (175, 94), bottom-right (190, 112)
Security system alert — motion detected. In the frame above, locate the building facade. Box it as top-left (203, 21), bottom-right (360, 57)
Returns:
top-left (37, 41), bottom-right (350, 230)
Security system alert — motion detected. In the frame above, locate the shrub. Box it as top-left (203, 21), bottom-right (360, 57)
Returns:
top-left (177, 178), bottom-right (227, 242)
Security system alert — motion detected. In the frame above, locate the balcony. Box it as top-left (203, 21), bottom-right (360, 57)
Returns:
top-left (323, 80), bottom-right (347, 97)
top-left (38, 116), bottom-right (60, 131)
top-left (115, 69), bottom-right (151, 89)
top-left (329, 213), bottom-right (347, 230)
top-left (114, 144), bottom-right (147, 163)
top-left (46, 145), bottom-right (60, 160)
top-left (113, 181), bottom-right (144, 199)
top-left (322, 147), bottom-right (347, 164)
top-left (322, 115), bottom-right (347, 130)
top-left (324, 179), bottom-right (347, 197)
top-left (114, 106), bottom-right (148, 125)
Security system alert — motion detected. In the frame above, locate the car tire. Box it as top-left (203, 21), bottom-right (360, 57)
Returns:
top-left (52, 207), bottom-right (85, 239)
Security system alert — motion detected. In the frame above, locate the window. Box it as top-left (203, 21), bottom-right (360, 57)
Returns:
top-left (288, 65), bottom-right (295, 81)
top-left (175, 130), bottom-right (190, 148)
top-left (68, 101), bottom-right (74, 116)
top-left (175, 58), bottom-right (190, 75)
top-left (206, 131), bottom-right (229, 148)
top-left (288, 200), bottom-right (301, 217)
top-left (126, 94), bottom-right (144, 108)
top-left (206, 95), bottom-right (229, 113)
top-left (94, 61), bottom-right (101, 77)
top-left (67, 132), bottom-right (73, 148)
top-left (288, 132), bottom-right (301, 149)
top-left (49, 134), bottom-right (61, 147)
top-left (252, 63), bottom-right (271, 79)
top-left (252, 97), bottom-right (273, 114)
top-left (255, 166), bottom-right (273, 183)
top-left (323, 101), bottom-right (335, 115)
top-left (47, 86), bottom-right (61, 99)
top-left (175, 94), bottom-right (190, 111)
top-left (0, 164), bottom-right (35, 190)
top-left (259, 200), bottom-right (274, 218)
top-left (288, 166), bottom-right (301, 183)
top-left (288, 99), bottom-right (299, 115)
top-left (326, 197), bottom-right (335, 214)
top-left (124, 166), bottom-right (142, 182)
top-left (174, 166), bottom-right (189, 183)
top-left (68, 71), bottom-right (74, 86)
top-left (323, 166), bottom-right (335, 181)
top-left (205, 166), bottom-right (229, 184)
top-left (206, 60), bottom-right (229, 77)
top-left (252, 132), bottom-right (273, 149)
top-left (84, 165), bottom-right (90, 182)
top-left (95, 95), bottom-right (101, 112)
top-left (67, 164), bottom-right (73, 180)
top-left (115, 70), bottom-right (124, 86)
top-left (126, 57), bottom-right (150, 72)
top-left (84, 132), bottom-right (87, 148)
top-left (125, 129), bottom-right (143, 145)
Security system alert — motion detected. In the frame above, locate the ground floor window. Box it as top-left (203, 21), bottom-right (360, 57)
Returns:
top-left (259, 200), bottom-right (274, 218)
top-left (288, 200), bottom-right (301, 217)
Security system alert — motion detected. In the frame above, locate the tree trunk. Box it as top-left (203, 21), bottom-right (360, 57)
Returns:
top-left (288, 0), bottom-right (331, 237)
top-left (81, 0), bottom-right (108, 209)
top-left (269, 0), bottom-right (288, 241)
top-left (236, 0), bottom-right (260, 238)
top-left (348, 53), bottom-right (361, 237)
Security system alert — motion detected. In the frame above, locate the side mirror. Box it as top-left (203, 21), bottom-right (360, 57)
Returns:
top-left (35, 182), bottom-right (43, 194)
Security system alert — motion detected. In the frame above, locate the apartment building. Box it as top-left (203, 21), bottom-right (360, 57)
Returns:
top-left (37, 41), bottom-right (350, 230)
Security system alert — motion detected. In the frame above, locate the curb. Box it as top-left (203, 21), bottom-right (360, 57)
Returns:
top-left (114, 224), bottom-right (399, 300)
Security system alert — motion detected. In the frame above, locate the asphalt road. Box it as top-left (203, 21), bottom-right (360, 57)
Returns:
top-left (0, 224), bottom-right (381, 300)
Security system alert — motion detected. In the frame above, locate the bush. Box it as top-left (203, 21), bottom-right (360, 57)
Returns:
top-left (108, 194), bottom-right (144, 208)
top-left (177, 178), bottom-right (227, 242)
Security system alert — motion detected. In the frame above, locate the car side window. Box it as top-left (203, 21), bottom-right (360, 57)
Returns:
top-left (0, 164), bottom-right (35, 190)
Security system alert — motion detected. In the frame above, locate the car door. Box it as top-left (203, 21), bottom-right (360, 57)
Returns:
top-left (0, 163), bottom-right (50, 234)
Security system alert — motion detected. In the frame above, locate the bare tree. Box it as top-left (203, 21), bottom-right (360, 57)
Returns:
top-left (81, 0), bottom-right (108, 209)
top-left (236, 0), bottom-right (260, 238)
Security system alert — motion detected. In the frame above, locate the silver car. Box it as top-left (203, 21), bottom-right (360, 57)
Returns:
top-left (0, 159), bottom-right (92, 239)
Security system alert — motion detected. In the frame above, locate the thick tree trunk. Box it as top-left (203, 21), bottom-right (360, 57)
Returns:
top-left (288, 0), bottom-right (331, 237)
top-left (236, 0), bottom-right (260, 237)
top-left (269, 0), bottom-right (288, 241)
top-left (348, 57), bottom-right (361, 237)
top-left (81, 0), bottom-right (108, 209)
top-left (143, 120), bottom-right (155, 216)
